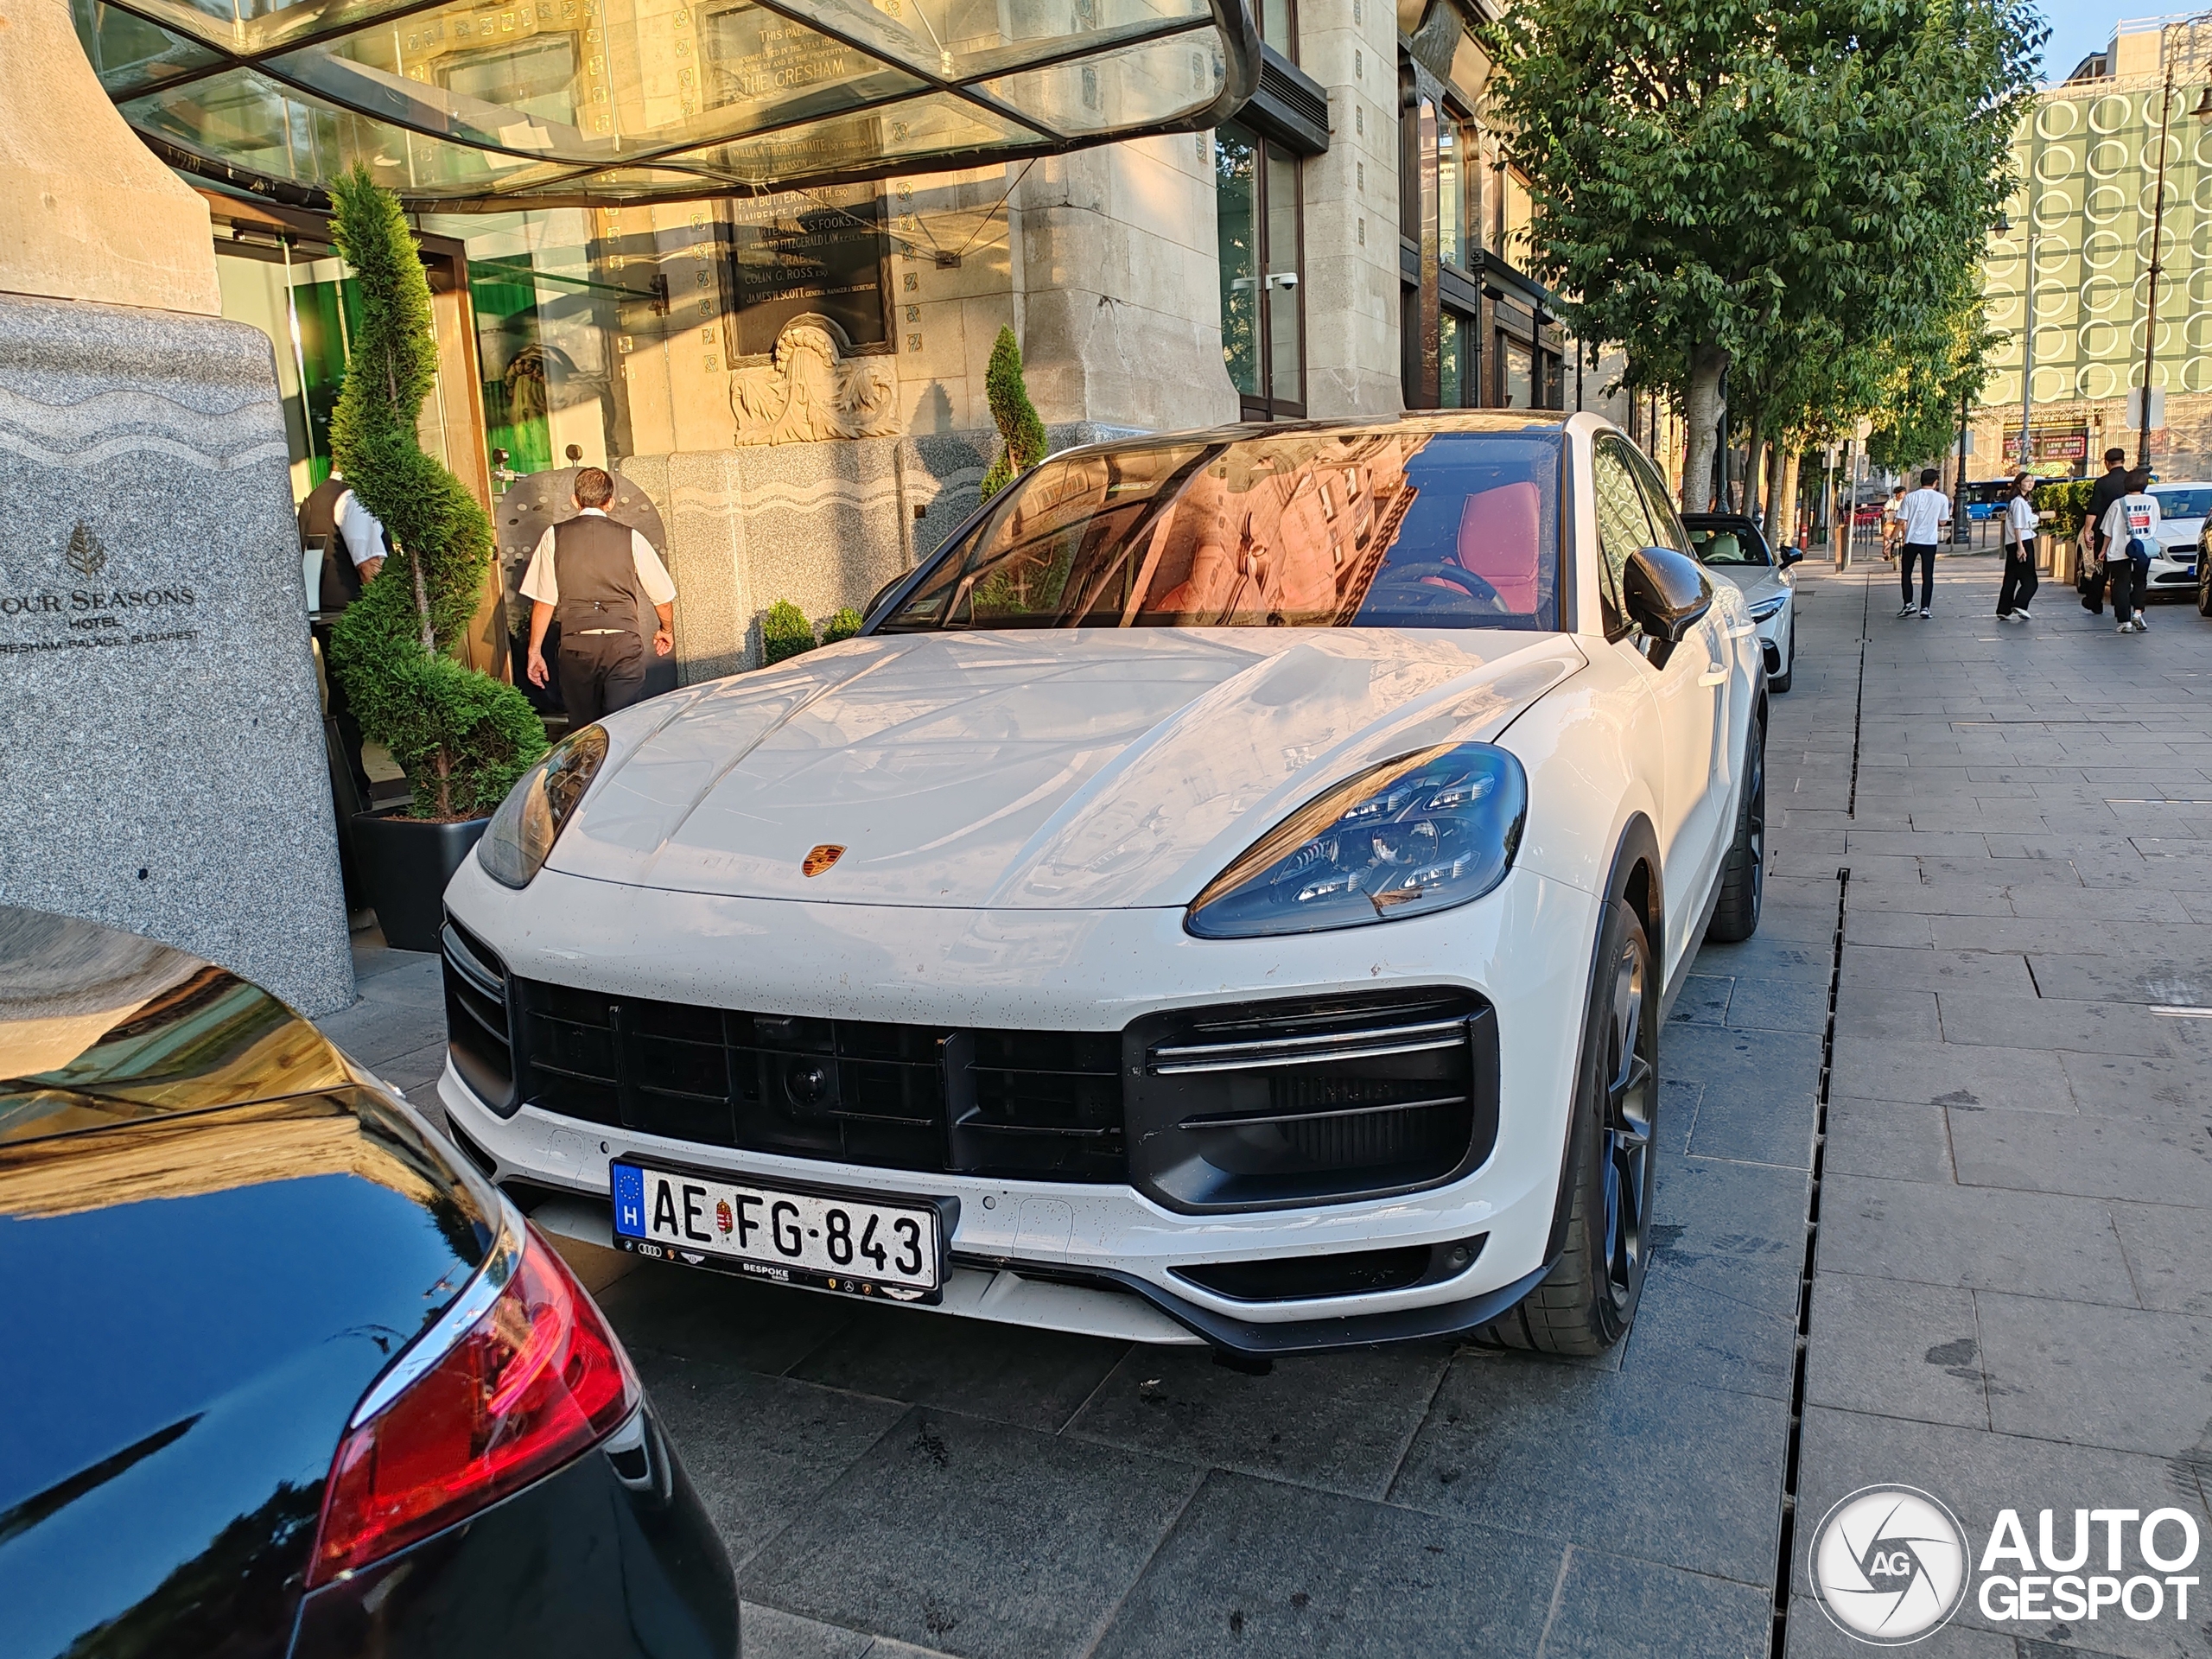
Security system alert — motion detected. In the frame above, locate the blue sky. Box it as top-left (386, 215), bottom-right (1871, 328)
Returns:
top-left (2033, 0), bottom-right (2126, 82)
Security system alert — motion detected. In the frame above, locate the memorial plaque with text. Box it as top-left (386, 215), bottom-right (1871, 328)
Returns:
top-left (726, 186), bottom-right (892, 359)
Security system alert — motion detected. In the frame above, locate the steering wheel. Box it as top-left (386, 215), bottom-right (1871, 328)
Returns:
top-left (1368, 559), bottom-right (1508, 616)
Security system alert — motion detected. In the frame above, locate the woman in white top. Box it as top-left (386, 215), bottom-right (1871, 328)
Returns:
top-left (2098, 467), bottom-right (2159, 633)
top-left (1995, 472), bottom-right (2040, 621)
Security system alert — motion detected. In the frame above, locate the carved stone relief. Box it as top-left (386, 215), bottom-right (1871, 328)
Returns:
top-left (729, 316), bottom-right (900, 446)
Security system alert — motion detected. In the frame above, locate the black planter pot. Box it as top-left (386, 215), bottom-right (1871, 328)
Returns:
top-left (351, 810), bottom-right (491, 953)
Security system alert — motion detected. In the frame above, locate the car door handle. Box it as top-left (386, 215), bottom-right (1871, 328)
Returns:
top-left (1699, 664), bottom-right (1728, 686)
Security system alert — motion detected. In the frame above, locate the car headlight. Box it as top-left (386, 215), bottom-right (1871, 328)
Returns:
top-left (1186, 742), bottom-right (1528, 938)
top-left (1746, 592), bottom-right (1789, 621)
top-left (476, 725), bottom-right (610, 889)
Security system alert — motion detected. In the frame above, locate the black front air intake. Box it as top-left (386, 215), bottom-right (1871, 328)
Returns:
top-left (441, 918), bottom-right (517, 1114)
top-left (1124, 989), bottom-right (1499, 1213)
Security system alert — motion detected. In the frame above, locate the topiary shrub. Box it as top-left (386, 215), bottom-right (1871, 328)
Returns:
top-left (820, 607), bottom-right (864, 645)
top-left (760, 599), bottom-right (816, 664)
top-left (979, 325), bottom-right (1048, 501)
top-left (326, 168), bottom-right (545, 820)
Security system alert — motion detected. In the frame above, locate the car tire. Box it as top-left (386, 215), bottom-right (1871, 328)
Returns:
top-left (1484, 898), bottom-right (1657, 1357)
top-left (1770, 620), bottom-right (1794, 694)
top-left (1704, 710), bottom-right (1766, 944)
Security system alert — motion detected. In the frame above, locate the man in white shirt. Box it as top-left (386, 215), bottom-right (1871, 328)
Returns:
top-left (1895, 467), bottom-right (1951, 618)
top-left (522, 468), bottom-right (677, 724)
top-left (2098, 467), bottom-right (2160, 634)
top-left (296, 471), bottom-right (389, 805)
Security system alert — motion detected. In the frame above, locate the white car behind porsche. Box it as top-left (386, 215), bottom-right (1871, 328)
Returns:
top-left (438, 413), bottom-right (1768, 1359)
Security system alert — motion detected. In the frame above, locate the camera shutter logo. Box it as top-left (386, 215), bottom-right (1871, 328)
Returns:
top-left (1808, 1484), bottom-right (1969, 1644)
top-left (63, 524), bottom-right (107, 577)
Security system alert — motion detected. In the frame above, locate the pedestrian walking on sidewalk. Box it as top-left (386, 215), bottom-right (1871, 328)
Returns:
top-left (1895, 468), bottom-right (1950, 618)
top-left (2079, 447), bottom-right (2129, 614)
top-left (1881, 484), bottom-right (1906, 563)
top-left (2099, 467), bottom-right (2160, 634)
top-left (1995, 472), bottom-right (2041, 621)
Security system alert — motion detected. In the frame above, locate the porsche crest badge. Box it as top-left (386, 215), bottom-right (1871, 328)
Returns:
top-left (802, 844), bottom-right (845, 877)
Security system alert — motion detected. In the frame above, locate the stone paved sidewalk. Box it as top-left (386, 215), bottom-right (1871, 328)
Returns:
top-left (1785, 563), bottom-right (2212, 1659)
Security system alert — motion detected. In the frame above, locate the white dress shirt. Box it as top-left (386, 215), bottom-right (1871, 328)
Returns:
top-left (519, 508), bottom-right (678, 619)
top-left (2004, 494), bottom-right (2038, 544)
top-left (333, 486), bottom-right (387, 568)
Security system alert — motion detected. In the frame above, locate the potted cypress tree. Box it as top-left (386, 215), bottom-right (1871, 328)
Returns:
top-left (326, 168), bottom-right (547, 951)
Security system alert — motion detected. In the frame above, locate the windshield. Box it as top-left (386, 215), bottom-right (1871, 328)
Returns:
top-left (1687, 523), bottom-right (1770, 567)
top-left (2151, 486), bottom-right (2212, 519)
top-left (879, 429), bottom-right (1562, 632)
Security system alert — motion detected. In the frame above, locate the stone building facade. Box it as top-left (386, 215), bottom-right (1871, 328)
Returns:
top-left (96, 0), bottom-right (1635, 682)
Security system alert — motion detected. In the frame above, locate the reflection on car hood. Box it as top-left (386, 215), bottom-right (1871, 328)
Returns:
top-left (1, 905), bottom-right (361, 1147)
top-left (1702, 565), bottom-right (1789, 609)
top-left (550, 628), bottom-right (1587, 908)
top-left (0, 1089), bottom-right (492, 1659)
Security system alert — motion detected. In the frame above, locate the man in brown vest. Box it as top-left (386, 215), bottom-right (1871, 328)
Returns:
top-left (521, 467), bottom-right (677, 724)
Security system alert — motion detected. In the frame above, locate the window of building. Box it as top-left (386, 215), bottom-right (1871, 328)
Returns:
top-left (1499, 165), bottom-right (1534, 264)
top-left (1217, 120), bottom-right (1305, 419)
top-left (1541, 349), bottom-right (1564, 410)
top-left (1438, 111), bottom-right (1475, 270)
top-left (1259, 0), bottom-right (1296, 60)
top-left (1440, 311), bottom-right (1473, 408)
top-left (1499, 335), bottom-right (1534, 408)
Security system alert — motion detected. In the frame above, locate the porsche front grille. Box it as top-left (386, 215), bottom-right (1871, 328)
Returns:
top-left (506, 979), bottom-right (1124, 1182)
top-left (470, 970), bottom-right (1498, 1207)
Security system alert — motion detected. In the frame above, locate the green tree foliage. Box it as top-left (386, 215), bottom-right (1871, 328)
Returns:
top-left (821, 607), bottom-right (864, 645)
top-left (325, 168), bottom-right (544, 820)
top-left (1487, 0), bottom-right (2040, 508)
top-left (979, 325), bottom-right (1049, 500)
top-left (1866, 265), bottom-right (2003, 474)
top-left (760, 599), bottom-right (817, 664)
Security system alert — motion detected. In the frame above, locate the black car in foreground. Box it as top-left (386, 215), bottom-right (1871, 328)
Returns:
top-left (0, 904), bottom-right (736, 1659)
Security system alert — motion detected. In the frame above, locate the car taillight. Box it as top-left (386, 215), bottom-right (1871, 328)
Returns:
top-left (307, 1223), bottom-right (639, 1586)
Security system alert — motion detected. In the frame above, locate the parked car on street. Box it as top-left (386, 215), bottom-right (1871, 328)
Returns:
top-left (439, 414), bottom-right (1767, 1362)
top-left (1681, 512), bottom-right (1802, 692)
top-left (0, 905), bottom-right (736, 1659)
top-left (2144, 481), bottom-right (2209, 604)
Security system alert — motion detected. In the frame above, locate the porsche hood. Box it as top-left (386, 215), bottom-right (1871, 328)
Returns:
top-left (549, 629), bottom-right (1584, 910)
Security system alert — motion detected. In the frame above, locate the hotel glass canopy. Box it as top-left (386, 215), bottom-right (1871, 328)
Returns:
top-left (73, 0), bottom-right (1258, 206)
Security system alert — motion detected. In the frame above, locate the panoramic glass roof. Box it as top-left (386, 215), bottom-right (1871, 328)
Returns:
top-left (73, 0), bottom-right (1258, 206)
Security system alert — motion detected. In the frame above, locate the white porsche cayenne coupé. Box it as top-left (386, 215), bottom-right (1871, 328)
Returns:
top-left (437, 413), bottom-right (1767, 1359)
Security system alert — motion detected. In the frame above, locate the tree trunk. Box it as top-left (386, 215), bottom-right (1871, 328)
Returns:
top-left (1743, 419), bottom-right (1764, 524)
top-left (1777, 449), bottom-right (1802, 547)
top-left (1681, 345), bottom-right (1728, 512)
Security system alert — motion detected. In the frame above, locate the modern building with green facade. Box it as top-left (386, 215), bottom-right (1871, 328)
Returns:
top-left (1973, 16), bottom-right (2212, 481)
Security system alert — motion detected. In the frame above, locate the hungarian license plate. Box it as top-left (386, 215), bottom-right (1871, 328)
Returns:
top-left (610, 1160), bottom-right (942, 1301)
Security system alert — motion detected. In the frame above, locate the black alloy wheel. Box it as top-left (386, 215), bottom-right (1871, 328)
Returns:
top-left (1597, 932), bottom-right (1656, 1325)
top-left (1706, 715), bottom-right (1765, 943)
top-left (1484, 899), bottom-right (1658, 1356)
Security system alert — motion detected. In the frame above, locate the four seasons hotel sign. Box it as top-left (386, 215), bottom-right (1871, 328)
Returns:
top-left (0, 522), bottom-right (201, 658)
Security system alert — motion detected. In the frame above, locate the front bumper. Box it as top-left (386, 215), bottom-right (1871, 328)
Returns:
top-left (441, 858), bottom-right (1603, 1354)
